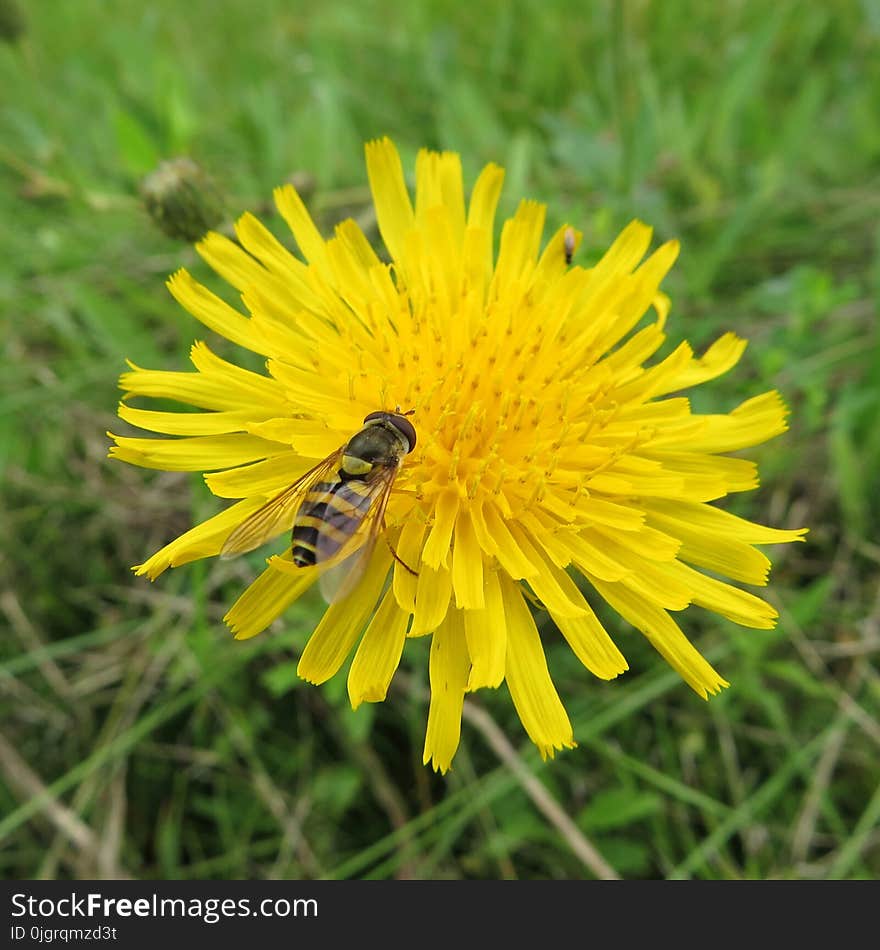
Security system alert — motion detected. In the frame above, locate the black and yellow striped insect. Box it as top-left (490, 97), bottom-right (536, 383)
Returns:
top-left (220, 410), bottom-right (417, 601)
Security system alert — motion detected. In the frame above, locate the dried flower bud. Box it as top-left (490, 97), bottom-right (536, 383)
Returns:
top-left (140, 158), bottom-right (225, 242)
top-left (0, 0), bottom-right (26, 43)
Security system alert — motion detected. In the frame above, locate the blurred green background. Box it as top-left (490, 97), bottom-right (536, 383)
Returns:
top-left (1, 0), bottom-right (878, 880)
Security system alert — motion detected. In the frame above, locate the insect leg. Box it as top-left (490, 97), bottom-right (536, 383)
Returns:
top-left (385, 536), bottom-right (418, 575)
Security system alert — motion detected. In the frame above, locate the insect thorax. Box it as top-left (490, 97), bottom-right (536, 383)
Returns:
top-left (343, 424), bottom-right (406, 473)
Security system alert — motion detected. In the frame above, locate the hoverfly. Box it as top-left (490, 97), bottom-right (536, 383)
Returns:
top-left (221, 410), bottom-right (417, 601)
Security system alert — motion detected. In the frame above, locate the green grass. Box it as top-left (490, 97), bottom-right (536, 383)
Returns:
top-left (1, 0), bottom-right (878, 879)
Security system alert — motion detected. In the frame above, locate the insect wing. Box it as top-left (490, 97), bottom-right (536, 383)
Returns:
top-left (220, 449), bottom-right (344, 558)
top-left (317, 463), bottom-right (400, 604)
top-left (317, 547), bottom-right (369, 605)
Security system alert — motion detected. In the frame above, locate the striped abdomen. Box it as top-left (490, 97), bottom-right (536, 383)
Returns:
top-left (291, 477), bottom-right (375, 567)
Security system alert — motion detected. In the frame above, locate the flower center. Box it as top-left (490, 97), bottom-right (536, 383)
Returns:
top-left (397, 306), bottom-right (594, 520)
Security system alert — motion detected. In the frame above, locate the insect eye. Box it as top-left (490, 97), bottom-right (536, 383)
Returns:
top-left (390, 415), bottom-right (417, 452)
top-left (362, 410), bottom-right (416, 452)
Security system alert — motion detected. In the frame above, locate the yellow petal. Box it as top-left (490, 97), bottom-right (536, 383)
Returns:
top-left (119, 358), bottom-right (286, 415)
top-left (574, 495), bottom-right (646, 532)
top-left (501, 574), bottom-right (575, 760)
top-left (591, 535), bottom-right (692, 611)
top-left (347, 589), bottom-right (410, 708)
top-left (466, 162), bottom-right (505, 234)
top-left (107, 433), bottom-right (286, 472)
top-left (664, 332), bottom-right (748, 393)
top-left (638, 498), bottom-right (808, 547)
top-left (422, 489), bottom-right (459, 570)
top-left (117, 404), bottom-right (255, 437)
top-left (463, 162), bottom-right (504, 293)
top-left (567, 220), bottom-right (652, 340)
top-left (600, 323), bottom-right (667, 375)
top-left (639, 450), bottom-right (759, 496)
top-left (683, 391), bottom-right (790, 453)
top-left (463, 567), bottom-right (506, 690)
top-left (421, 204), bottom-right (462, 320)
top-left (235, 211), bottom-right (327, 313)
top-left (558, 529), bottom-right (633, 583)
top-left (587, 241), bottom-right (679, 358)
top-left (133, 497), bottom-right (264, 579)
top-left (196, 231), bottom-right (268, 293)
top-left (118, 365), bottom-right (233, 411)
top-left (409, 563), bottom-right (452, 637)
top-left (642, 501), bottom-right (773, 585)
top-left (415, 148), bottom-right (465, 242)
top-left (268, 359), bottom-right (362, 423)
top-left (335, 217), bottom-right (384, 270)
top-left (188, 341), bottom-right (287, 407)
top-left (590, 523), bottom-right (682, 563)
top-left (661, 561), bottom-right (778, 629)
top-left (516, 510), bottom-right (575, 566)
top-left (392, 518), bottom-right (426, 614)
top-left (297, 547), bottom-right (392, 684)
top-left (549, 598), bottom-right (629, 681)
top-left (205, 452), bottom-right (307, 499)
top-left (589, 219), bottom-right (653, 284)
top-left (481, 502), bottom-right (538, 578)
top-left (365, 137), bottom-right (414, 265)
top-left (598, 455), bottom-right (694, 498)
top-left (610, 340), bottom-right (694, 405)
top-left (271, 186), bottom-right (337, 292)
top-left (423, 609), bottom-right (471, 773)
top-left (509, 524), bottom-right (586, 618)
top-left (167, 269), bottom-right (265, 353)
top-left (224, 557), bottom-right (317, 639)
top-left (324, 223), bottom-right (385, 320)
top-left (652, 290), bottom-right (671, 326)
top-left (452, 509), bottom-right (484, 609)
top-left (617, 240), bottom-right (679, 330)
top-left (491, 199), bottom-right (546, 293)
top-left (615, 396), bottom-right (692, 424)
top-left (587, 573), bottom-right (728, 698)
top-left (245, 418), bottom-right (344, 461)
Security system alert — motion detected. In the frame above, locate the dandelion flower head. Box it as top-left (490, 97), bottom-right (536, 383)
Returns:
top-left (110, 138), bottom-right (806, 772)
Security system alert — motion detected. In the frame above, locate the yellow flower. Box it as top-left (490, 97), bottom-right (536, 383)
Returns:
top-left (109, 138), bottom-right (807, 773)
